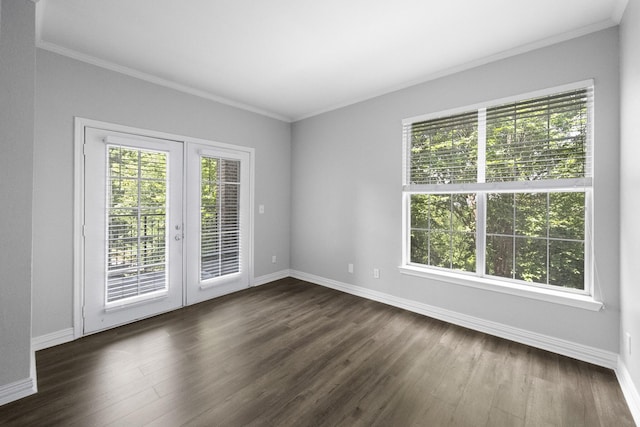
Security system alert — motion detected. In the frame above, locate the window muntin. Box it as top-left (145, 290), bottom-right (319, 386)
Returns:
top-left (403, 84), bottom-right (593, 294)
top-left (484, 191), bottom-right (585, 290)
top-left (410, 193), bottom-right (477, 272)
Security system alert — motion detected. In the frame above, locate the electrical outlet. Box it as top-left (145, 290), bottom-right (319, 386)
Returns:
top-left (373, 268), bottom-right (380, 279)
top-left (259, 205), bottom-right (265, 214)
top-left (271, 255), bottom-right (277, 264)
top-left (348, 263), bottom-right (354, 274)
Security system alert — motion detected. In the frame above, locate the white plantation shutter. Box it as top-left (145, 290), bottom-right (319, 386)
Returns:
top-left (200, 156), bottom-right (241, 280)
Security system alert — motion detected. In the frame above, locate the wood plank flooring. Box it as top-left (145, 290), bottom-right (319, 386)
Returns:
top-left (0, 278), bottom-right (635, 426)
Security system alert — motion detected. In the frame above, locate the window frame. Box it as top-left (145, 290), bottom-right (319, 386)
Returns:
top-left (400, 80), bottom-right (602, 311)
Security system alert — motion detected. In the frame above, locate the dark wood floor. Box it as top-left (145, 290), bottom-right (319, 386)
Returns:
top-left (0, 278), bottom-right (635, 426)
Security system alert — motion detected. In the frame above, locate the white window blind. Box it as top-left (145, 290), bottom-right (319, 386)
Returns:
top-left (485, 88), bottom-right (592, 183)
top-left (405, 87), bottom-right (593, 191)
top-left (106, 145), bottom-right (168, 303)
top-left (408, 111), bottom-right (478, 185)
top-left (200, 157), bottom-right (241, 280)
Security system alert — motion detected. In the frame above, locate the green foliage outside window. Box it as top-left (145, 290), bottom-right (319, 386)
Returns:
top-left (200, 157), bottom-right (241, 281)
top-left (408, 88), bottom-right (590, 291)
top-left (106, 146), bottom-right (168, 302)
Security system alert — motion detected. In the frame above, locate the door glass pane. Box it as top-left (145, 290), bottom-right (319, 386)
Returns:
top-left (106, 145), bottom-right (168, 303)
top-left (201, 157), bottom-right (241, 280)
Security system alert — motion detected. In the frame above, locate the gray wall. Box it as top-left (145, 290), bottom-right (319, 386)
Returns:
top-left (291, 28), bottom-right (621, 352)
top-left (620, 0), bottom-right (640, 396)
top-left (32, 49), bottom-right (291, 338)
top-left (4, 1), bottom-right (636, 409)
top-left (0, 0), bottom-right (35, 385)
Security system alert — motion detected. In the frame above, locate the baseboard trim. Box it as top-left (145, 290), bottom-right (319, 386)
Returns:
top-left (253, 269), bottom-right (291, 287)
top-left (32, 328), bottom-right (75, 352)
top-left (290, 270), bottom-right (618, 369)
top-left (30, 272), bottom-right (295, 352)
top-left (0, 375), bottom-right (37, 406)
top-left (616, 358), bottom-right (640, 426)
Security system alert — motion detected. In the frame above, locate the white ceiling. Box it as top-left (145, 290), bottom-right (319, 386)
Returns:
top-left (36, 0), bottom-right (627, 122)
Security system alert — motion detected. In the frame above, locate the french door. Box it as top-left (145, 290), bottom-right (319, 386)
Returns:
top-left (185, 144), bottom-right (251, 305)
top-left (82, 126), bottom-right (250, 334)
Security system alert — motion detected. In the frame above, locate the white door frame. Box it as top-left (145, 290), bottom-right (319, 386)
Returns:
top-left (73, 117), bottom-right (255, 338)
top-left (83, 129), bottom-right (184, 333)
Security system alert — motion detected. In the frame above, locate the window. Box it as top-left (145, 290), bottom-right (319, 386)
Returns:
top-left (106, 145), bottom-right (169, 303)
top-left (402, 82), bottom-right (593, 296)
top-left (200, 156), bottom-right (241, 280)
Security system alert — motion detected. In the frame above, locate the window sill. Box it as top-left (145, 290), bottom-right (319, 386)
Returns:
top-left (398, 265), bottom-right (603, 312)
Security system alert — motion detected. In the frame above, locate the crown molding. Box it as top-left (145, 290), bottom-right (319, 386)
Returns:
top-left (612, 0), bottom-right (630, 23)
top-left (293, 18), bottom-right (618, 122)
top-left (36, 41), bottom-right (293, 123)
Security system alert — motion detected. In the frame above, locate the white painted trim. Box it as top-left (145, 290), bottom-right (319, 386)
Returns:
top-left (402, 80), bottom-right (594, 125)
top-left (37, 41), bottom-right (291, 123)
top-left (247, 152), bottom-right (256, 296)
top-left (1, 343), bottom-right (38, 407)
top-left (0, 375), bottom-right (37, 406)
top-left (74, 117), bottom-right (256, 337)
top-left (612, 0), bottom-right (630, 23)
top-left (616, 358), bottom-right (640, 426)
top-left (399, 266), bottom-right (603, 312)
top-left (294, 22), bottom-right (614, 121)
top-left (404, 178), bottom-right (593, 194)
top-left (34, 0), bottom-right (45, 42)
top-left (290, 270), bottom-right (617, 369)
top-left (36, 20), bottom-right (615, 124)
top-left (253, 269), bottom-right (291, 287)
top-left (76, 118), bottom-right (255, 156)
top-left (73, 118), bottom-right (85, 340)
top-left (32, 328), bottom-right (75, 351)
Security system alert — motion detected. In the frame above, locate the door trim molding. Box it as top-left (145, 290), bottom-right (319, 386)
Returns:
top-left (73, 117), bottom-right (255, 338)
top-left (73, 118), bottom-right (85, 339)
